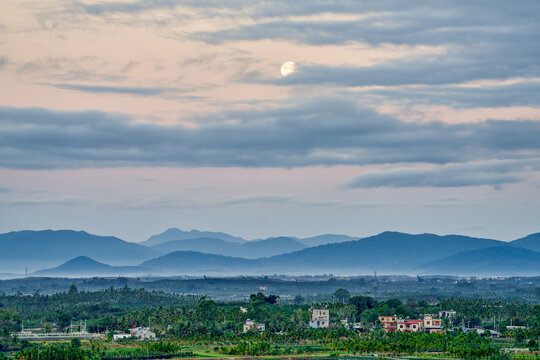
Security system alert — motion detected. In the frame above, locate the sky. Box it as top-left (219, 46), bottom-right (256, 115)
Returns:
top-left (1, 1), bottom-right (539, 243)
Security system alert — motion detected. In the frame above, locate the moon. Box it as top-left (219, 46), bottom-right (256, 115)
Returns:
top-left (280, 61), bottom-right (296, 76)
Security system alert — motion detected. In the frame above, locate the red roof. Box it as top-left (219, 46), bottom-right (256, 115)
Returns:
top-left (399, 319), bottom-right (423, 325)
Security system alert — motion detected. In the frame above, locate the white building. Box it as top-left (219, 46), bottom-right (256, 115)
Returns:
top-left (310, 309), bottom-right (330, 328)
top-left (113, 334), bottom-right (132, 341)
top-left (130, 327), bottom-right (156, 340)
top-left (114, 327), bottom-right (156, 341)
top-left (243, 319), bottom-right (265, 332)
top-left (439, 310), bottom-right (456, 318)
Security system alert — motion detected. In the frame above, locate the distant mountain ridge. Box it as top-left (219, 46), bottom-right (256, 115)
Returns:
top-left (142, 228), bottom-right (246, 246)
top-left (510, 233), bottom-right (540, 252)
top-left (0, 230), bottom-right (159, 273)
top-left (297, 234), bottom-right (359, 246)
top-left (140, 251), bottom-right (257, 274)
top-left (152, 236), bottom-right (306, 259)
top-left (34, 256), bottom-right (155, 277)
top-left (133, 231), bottom-right (523, 276)
top-left (255, 231), bottom-right (506, 274)
top-left (414, 246), bottom-right (540, 276)
top-left (4, 229), bottom-right (540, 277)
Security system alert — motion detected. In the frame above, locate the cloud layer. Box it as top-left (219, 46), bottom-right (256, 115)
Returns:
top-left (345, 161), bottom-right (540, 189)
top-left (1, 100), bottom-right (539, 176)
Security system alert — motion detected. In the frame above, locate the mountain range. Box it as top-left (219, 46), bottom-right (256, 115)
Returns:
top-left (414, 245), bottom-right (540, 276)
top-left (1, 228), bottom-right (539, 277)
top-left (151, 236), bottom-right (306, 259)
top-left (0, 230), bottom-right (159, 273)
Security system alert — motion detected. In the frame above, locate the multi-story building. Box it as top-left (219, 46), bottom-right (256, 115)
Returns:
top-left (423, 314), bottom-right (443, 333)
top-left (310, 309), bottom-right (330, 328)
top-left (378, 315), bottom-right (398, 332)
top-left (397, 319), bottom-right (424, 333)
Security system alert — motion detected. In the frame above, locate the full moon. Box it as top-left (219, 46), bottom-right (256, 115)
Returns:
top-left (280, 61), bottom-right (296, 76)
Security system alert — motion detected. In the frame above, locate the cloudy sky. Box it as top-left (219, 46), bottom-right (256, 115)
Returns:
top-left (1, 0), bottom-right (539, 242)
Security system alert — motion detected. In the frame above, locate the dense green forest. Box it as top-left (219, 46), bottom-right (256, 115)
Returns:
top-left (1, 286), bottom-right (539, 359)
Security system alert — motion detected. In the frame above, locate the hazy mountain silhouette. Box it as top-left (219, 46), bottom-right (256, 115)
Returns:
top-left (15, 230), bottom-right (540, 277)
top-left (259, 232), bottom-right (506, 274)
top-left (510, 233), bottom-right (540, 252)
top-left (0, 230), bottom-right (159, 273)
top-left (298, 234), bottom-right (359, 246)
top-left (152, 237), bottom-right (233, 255)
top-left (151, 236), bottom-right (306, 258)
top-left (414, 246), bottom-right (540, 276)
top-left (240, 237), bottom-right (306, 257)
top-left (135, 232), bottom-right (510, 276)
top-left (33, 256), bottom-right (155, 277)
top-left (142, 228), bottom-right (246, 246)
top-left (140, 251), bottom-right (258, 275)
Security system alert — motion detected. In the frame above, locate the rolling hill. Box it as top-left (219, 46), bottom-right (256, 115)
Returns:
top-left (510, 233), bottom-right (540, 252)
top-left (240, 237), bottom-right (306, 257)
top-left (414, 246), bottom-right (540, 276)
top-left (298, 234), bottom-right (359, 247)
top-left (33, 256), bottom-right (155, 277)
top-left (0, 230), bottom-right (159, 273)
top-left (151, 236), bottom-right (306, 258)
top-left (142, 228), bottom-right (246, 246)
top-left (140, 251), bottom-right (258, 275)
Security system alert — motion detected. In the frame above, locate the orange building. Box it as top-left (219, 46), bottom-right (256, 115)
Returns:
top-left (378, 315), bottom-right (398, 332)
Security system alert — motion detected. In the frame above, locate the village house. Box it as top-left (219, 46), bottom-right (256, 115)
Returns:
top-left (378, 315), bottom-right (398, 332)
top-left (379, 316), bottom-right (426, 333)
top-left (423, 314), bottom-right (443, 333)
top-left (465, 327), bottom-right (501, 339)
top-left (243, 319), bottom-right (265, 332)
top-left (309, 308), bottom-right (330, 328)
top-left (397, 319), bottom-right (424, 333)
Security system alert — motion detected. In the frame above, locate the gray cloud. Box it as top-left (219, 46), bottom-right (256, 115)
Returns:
top-left (0, 187), bottom-right (12, 193)
top-left (1, 98), bottom-right (539, 170)
top-left (0, 196), bottom-right (87, 206)
top-left (188, 2), bottom-right (539, 90)
top-left (75, 0), bottom-right (365, 17)
top-left (355, 81), bottom-right (540, 108)
top-left (47, 83), bottom-right (185, 96)
top-left (192, 1), bottom-right (539, 46)
top-left (17, 57), bottom-right (126, 82)
top-left (345, 160), bottom-right (540, 189)
top-left (59, 2), bottom-right (540, 95)
top-left (258, 54), bottom-right (540, 86)
top-left (77, 0), bottom-right (180, 15)
top-left (223, 194), bottom-right (293, 205)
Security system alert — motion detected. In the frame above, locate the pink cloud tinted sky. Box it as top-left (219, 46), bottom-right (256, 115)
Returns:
top-left (0, 1), bottom-right (539, 242)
